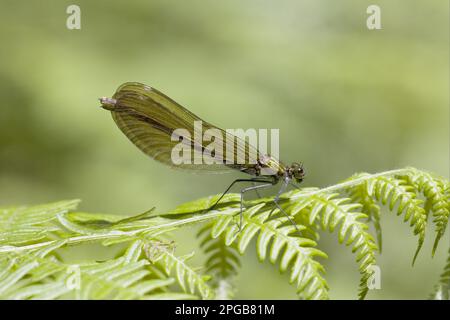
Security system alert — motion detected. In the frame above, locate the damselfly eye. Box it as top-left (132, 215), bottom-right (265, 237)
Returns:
top-left (290, 162), bottom-right (305, 182)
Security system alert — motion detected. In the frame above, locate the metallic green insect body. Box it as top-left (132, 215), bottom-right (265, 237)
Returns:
top-left (100, 82), bottom-right (305, 230)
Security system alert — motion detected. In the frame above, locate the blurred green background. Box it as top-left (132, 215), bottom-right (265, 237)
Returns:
top-left (0, 0), bottom-right (448, 299)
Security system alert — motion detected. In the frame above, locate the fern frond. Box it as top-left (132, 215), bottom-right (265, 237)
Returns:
top-left (366, 175), bottom-right (427, 264)
top-left (286, 192), bottom-right (321, 242)
top-left (346, 174), bottom-right (383, 251)
top-left (294, 192), bottom-right (378, 299)
top-left (430, 248), bottom-right (450, 300)
top-left (0, 241), bottom-right (69, 299)
top-left (401, 169), bottom-right (450, 255)
top-left (0, 240), bottom-right (190, 299)
top-left (76, 240), bottom-right (184, 299)
top-left (0, 167), bottom-right (447, 300)
top-left (206, 204), bottom-right (329, 300)
top-left (198, 223), bottom-right (240, 299)
top-left (151, 247), bottom-right (214, 299)
top-left (0, 200), bottom-right (79, 246)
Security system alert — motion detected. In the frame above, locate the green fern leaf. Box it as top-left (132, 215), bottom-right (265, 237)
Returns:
top-left (151, 247), bottom-right (214, 299)
top-left (366, 175), bottom-right (427, 264)
top-left (207, 203), bottom-right (329, 300)
top-left (300, 192), bottom-right (377, 299)
top-left (0, 242), bottom-right (68, 298)
top-left (401, 169), bottom-right (449, 255)
top-left (0, 200), bottom-right (79, 246)
top-left (0, 240), bottom-right (190, 300)
top-left (0, 167), bottom-right (447, 300)
top-left (198, 223), bottom-right (240, 299)
top-left (430, 248), bottom-right (450, 300)
top-left (346, 174), bottom-right (383, 252)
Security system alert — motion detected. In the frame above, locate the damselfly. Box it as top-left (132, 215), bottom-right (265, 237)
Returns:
top-left (100, 82), bottom-right (305, 231)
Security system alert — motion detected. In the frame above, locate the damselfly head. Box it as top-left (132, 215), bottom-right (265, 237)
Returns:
top-left (99, 97), bottom-right (117, 111)
top-left (288, 162), bottom-right (305, 183)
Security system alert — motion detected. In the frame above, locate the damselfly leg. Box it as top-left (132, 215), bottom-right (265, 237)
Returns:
top-left (268, 178), bottom-right (302, 235)
top-left (207, 177), bottom-right (301, 236)
top-left (252, 181), bottom-right (263, 198)
top-left (206, 178), bottom-right (275, 233)
top-left (238, 182), bottom-right (273, 232)
top-left (289, 180), bottom-right (303, 190)
top-left (207, 178), bottom-right (275, 212)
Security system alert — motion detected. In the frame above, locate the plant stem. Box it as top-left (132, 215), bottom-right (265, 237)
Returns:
top-left (289, 168), bottom-right (412, 200)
